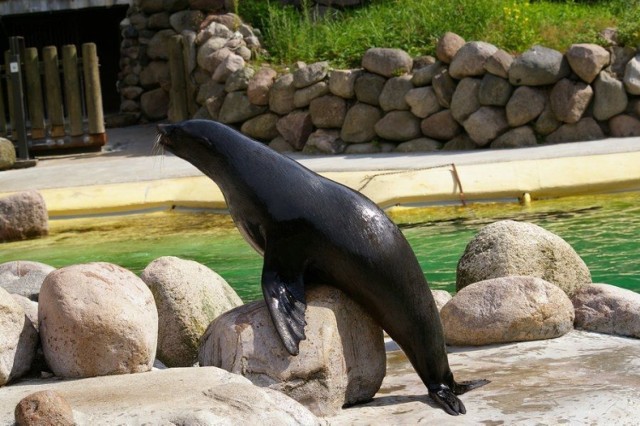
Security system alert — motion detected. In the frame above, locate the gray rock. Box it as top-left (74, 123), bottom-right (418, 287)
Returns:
top-left (449, 41), bottom-right (498, 79)
top-left (147, 11), bottom-right (170, 29)
top-left (545, 117), bottom-right (604, 144)
top-left (572, 283), bottom-right (640, 338)
top-left (479, 74), bottom-right (513, 106)
top-left (509, 45), bottom-right (570, 86)
top-left (623, 53), bottom-right (640, 95)
top-left (169, 10), bottom-right (204, 33)
top-left (593, 71), bottom-right (628, 121)
top-left (549, 79), bottom-right (593, 124)
top-left (39, 263), bottom-right (158, 379)
top-left (197, 42), bottom-right (231, 73)
top-left (379, 75), bottom-right (413, 111)
top-left (484, 49), bottom-right (513, 78)
top-left (196, 21), bottom-right (232, 45)
top-left (609, 114), bottom-right (640, 137)
top-left (303, 129), bottom-right (346, 155)
top-left (420, 110), bottom-right (462, 141)
top-left (14, 390), bottom-right (74, 426)
top-left (354, 72), bottom-right (386, 106)
top-left (147, 29), bottom-right (177, 60)
top-left (374, 111), bottom-right (421, 141)
top-left (0, 287), bottom-right (38, 385)
top-left (218, 91), bottom-right (267, 124)
top-left (431, 290), bottom-right (452, 312)
top-left (361, 47), bottom-right (412, 77)
top-left (506, 86), bottom-right (546, 127)
top-left (0, 260), bottom-right (55, 301)
top-left (566, 43), bottom-right (610, 83)
top-left (241, 113), bottom-right (280, 140)
top-left (442, 276), bottom-right (574, 346)
top-left (277, 111), bottom-right (314, 150)
top-left (534, 103), bottom-right (562, 135)
top-left (395, 138), bottom-right (443, 152)
top-left (490, 126), bottom-right (537, 149)
top-left (436, 32), bottom-right (465, 64)
top-left (199, 286), bottom-right (385, 416)
top-left (450, 77), bottom-right (481, 123)
top-left (205, 95), bottom-right (224, 120)
top-left (141, 87), bottom-right (170, 120)
top-left (269, 136), bottom-right (296, 153)
top-left (442, 134), bottom-right (477, 151)
top-left (0, 137), bottom-right (15, 170)
top-left (212, 52), bottom-right (245, 82)
top-left (413, 55), bottom-right (437, 70)
top-left (141, 257), bottom-right (243, 368)
top-left (294, 81), bottom-right (330, 108)
top-left (608, 46), bottom-right (636, 79)
top-left (463, 106), bottom-right (509, 146)
top-left (310, 95), bottom-right (346, 128)
top-left (269, 73), bottom-right (296, 115)
top-left (456, 220), bottom-right (592, 296)
top-left (405, 86), bottom-right (441, 118)
top-left (1, 367), bottom-right (321, 424)
top-left (341, 103), bottom-right (383, 143)
top-left (248, 67), bottom-right (277, 106)
top-left (0, 191), bottom-right (48, 243)
top-left (293, 61), bottom-right (330, 89)
top-left (329, 69), bottom-right (361, 98)
top-left (10, 294), bottom-right (38, 331)
top-left (432, 69), bottom-right (456, 108)
top-left (139, 60), bottom-right (171, 89)
top-left (225, 67), bottom-right (255, 92)
top-left (411, 61), bottom-right (446, 87)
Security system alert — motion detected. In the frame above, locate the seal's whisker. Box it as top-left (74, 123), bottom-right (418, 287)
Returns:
top-left (152, 132), bottom-right (165, 170)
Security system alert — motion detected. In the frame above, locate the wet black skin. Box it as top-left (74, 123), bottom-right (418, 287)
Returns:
top-left (157, 119), bottom-right (489, 415)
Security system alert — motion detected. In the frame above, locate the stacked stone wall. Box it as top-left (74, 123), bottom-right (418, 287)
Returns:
top-left (118, 5), bottom-right (640, 153)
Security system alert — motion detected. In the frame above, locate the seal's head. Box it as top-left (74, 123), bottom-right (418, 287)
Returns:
top-left (156, 120), bottom-right (214, 160)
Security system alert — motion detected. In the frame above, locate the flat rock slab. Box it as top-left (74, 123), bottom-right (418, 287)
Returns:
top-left (326, 331), bottom-right (640, 425)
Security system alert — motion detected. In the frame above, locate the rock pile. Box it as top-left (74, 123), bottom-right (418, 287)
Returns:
top-left (0, 191), bottom-right (48, 243)
top-left (118, 13), bottom-right (640, 153)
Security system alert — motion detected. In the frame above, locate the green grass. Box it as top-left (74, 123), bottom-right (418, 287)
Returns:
top-left (236, 0), bottom-right (639, 68)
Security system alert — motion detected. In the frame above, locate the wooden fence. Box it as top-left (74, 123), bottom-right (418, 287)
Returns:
top-left (1, 37), bottom-right (106, 158)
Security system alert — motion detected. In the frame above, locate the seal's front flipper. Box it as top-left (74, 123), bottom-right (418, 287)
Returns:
top-left (428, 384), bottom-right (466, 416)
top-left (261, 249), bottom-right (307, 356)
top-left (453, 378), bottom-right (490, 395)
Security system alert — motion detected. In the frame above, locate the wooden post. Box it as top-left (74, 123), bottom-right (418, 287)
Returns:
top-left (42, 46), bottom-right (65, 138)
top-left (168, 35), bottom-right (188, 122)
top-left (23, 47), bottom-right (46, 139)
top-left (82, 43), bottom-right (106, 145)
top-left (9, 37), bottom-right (28, 159)
top-left (5, 50), bottom-right (15, 136)
top-left (62, 45), bottom-right (83, 138)
top-left (0, 65), bottom-right (7, 136)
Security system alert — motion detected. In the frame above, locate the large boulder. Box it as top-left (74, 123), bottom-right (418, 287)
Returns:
top-left (450, 77), bottom-right (481, 123)
top-left (341, 103), bottom-right (382, 143)
top-left (545, 117), bottom-right (604, 144)
top-left (218, 91), bottom-right (267, 124)
top-left (361, 47), bottom-right (412, 77)
top-left (449, 41), bottom-right (498, 79)
top-left (277, 110), bottom-right (314, 150)
top-left (140, 87), bottom-right (170, 120)
top-left (140, 256), bottom-right (242, 368)
top-left (457, 220), bottom-right (591, 296)
top-left (1, 367), bottom-right (320, 424)
top-left (309, 95), bottom-right (346, 128)
top-left (432, 69), bottom-right (456, 108)
top-left (0, 190), bottom-right (48, 243)
top-left (247, 67), bottom-right (277, 106)
top-left (592, 71), bottom-right (628, 121)
top-left (623, 53), bottom-right (640, 95)
top-left (293, 61), bottom-right (330, 89)
top-left (303, 129), bottom-right (346, 155)
top-left (379, 75), bottom-right (412, 112)
top-left (240, 112), bottom-right (280, 140)
top-left (463, 106), bottom-right (509, 146)
top-left (509, 45), bottom-right (570, 86)
top-left (549, 79), bottom-right (593, 124)
top-left (565, 43), bottom-right (610, 83)
top-left (38, 263), bottom-right (158, 378)
top-left (293, 81), bottom-right (330, 108)
top-left (0, 287), bottom-right (38, 385)
top-left (572, 283), bottom-right (640, 338)
top-left (609, 114), bottom-right (640, 137)
top-left (490, 126), bottom-right (537, 149)
top-left (478, 74), bottom-right (513, 106)
top-left (14, 390), bottom-right (74, 426)
top-left (436, 32), bottom-right (465, 64)
top-left (354, 72), bottom-right (386, 106)
top-left (374, 111), bottom-right (421, 141)
top-left (0, 260), bottom-right (55, 301)
top-left (0, 137), bottom-right (16, 170)
top-left (269, 73), bottom-right (296, 115)
top-left (420, 110), bottom-right (462, 141)
top-left (405, 86), bottom-right (441, 118)
top-left (441, 276), bottom-right (574, 346)
top-left (506, 86), bottom-right (546, 127)
top-left (329, 69), bottom-right (361, 98)
top-left (199, 285), bottom-right (385, 417)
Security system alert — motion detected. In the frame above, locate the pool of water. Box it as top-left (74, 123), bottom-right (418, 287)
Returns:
top-left (1, 192), bottom-right (638, 302)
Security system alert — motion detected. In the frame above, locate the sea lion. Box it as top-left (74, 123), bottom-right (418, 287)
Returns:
top-left (156, 119), bottom-right (488, 415)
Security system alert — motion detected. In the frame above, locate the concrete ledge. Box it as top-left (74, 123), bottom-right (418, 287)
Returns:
top-left (2, 151), bottom-right (639, 217)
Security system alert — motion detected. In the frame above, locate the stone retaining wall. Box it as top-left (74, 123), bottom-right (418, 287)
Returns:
top-left (118, 5), bottom-right (640, 153)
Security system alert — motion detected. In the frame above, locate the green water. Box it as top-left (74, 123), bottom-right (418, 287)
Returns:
top-left (1, 192), bottom-right (638, 302)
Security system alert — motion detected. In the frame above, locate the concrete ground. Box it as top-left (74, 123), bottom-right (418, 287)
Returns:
top-left (1, 123), bottom-right (639, 215)
top-left (1, 124), bottom-right (640, 424)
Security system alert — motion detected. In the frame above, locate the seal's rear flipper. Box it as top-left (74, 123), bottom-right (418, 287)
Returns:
top-left (428, 384), bottom-right (466, 416)
top-left (453, 379), bottom-right (491, 395)
top-left (261, 254), bottom-right (307, 356)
